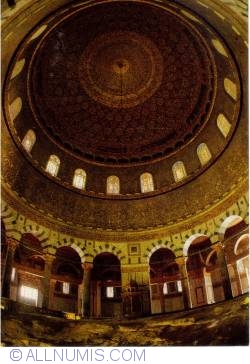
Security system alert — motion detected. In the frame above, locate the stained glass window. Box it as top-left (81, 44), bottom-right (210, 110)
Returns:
top-left (46, 155), bottom-right (60, 176)
top-left (107, 175), bottom-right (120, 194)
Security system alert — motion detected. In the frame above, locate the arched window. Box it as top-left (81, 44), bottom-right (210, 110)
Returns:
top-left (73, 169), bottom-right (86, 190)
top-left (211, 39), bottom-right (228, 57)
top-left (217, 114), bottom-right (231, 138)
top-left (107, 175), bottom-right (120, 194)
top-left (45, 155), bottom-right (60, 177)
top-left (11, 58), bottom-right (25, 80)
top-left (9, 97), bottom-right (22, 120)
top-left (224, 78), bottom-right (237, 101)
top-left (172, 161), bottom-right (187, 182)
top-left (29, 24), bottom-right (48, 42)
top-left (197, 143), bottom-right (212, 166)
top-left (22, 129), bottom-right (36, 153)
top-left (140, 172), bottom-right (154, 193)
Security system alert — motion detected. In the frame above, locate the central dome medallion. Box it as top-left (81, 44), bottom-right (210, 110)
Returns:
top-left (29, 1), bottom-right (215, 164)
top-left (79, 31), bottom-right (163, 109)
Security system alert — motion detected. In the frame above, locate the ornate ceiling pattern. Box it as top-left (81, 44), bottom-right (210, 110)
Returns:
top-left (3, 1), bottom-right (243, 194)
top-left (1, 0), bottom-right (248, 234)
top-left (28, 2), bottom-right (215, 163)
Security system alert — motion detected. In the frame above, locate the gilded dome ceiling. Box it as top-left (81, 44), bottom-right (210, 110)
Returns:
top-left (28, 1), bottom-right (215, 164)
top-left (1, 0), bottom-right (247, 235)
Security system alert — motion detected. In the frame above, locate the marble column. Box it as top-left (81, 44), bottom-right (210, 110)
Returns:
top-left (215, 242), bottom-right (233, 300)
top-left (82, 262), bottom-right (93, 318)
top-left (177, 256), bottom-right (191, 310)
top-left (159, 282), bottom-right (165, 313)
top-left (42, 254), bottom-right (54, 310)
top-left (2, 237), bottom-right (19, 298)
top-left (231, 261), bottom-right (242, 296)
top-left (77, 283), bottom-right (84, 316)
top-left (232, 261), bottom-right (243, 296)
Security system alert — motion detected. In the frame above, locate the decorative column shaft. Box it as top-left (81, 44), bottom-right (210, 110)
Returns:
top-left (42, 254), bottom-right (54, 310)
top-left (2, 237), bottom-right (19, 298)
top-left (178, 257), bottom-right (191, 310)
top-left (215, 242), bottom-right (233, 300)
top-left (232, 261), bottom-right (242, 296)
top-left (82, 262), bottom-right (93, 318)
top-left (77, 283), bottom-right (84, 316)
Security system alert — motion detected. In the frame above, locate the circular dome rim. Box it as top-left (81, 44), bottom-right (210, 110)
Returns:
top-left (2, 0), bottom-right (243, 202)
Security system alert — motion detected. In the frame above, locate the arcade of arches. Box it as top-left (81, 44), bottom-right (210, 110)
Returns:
top-left (1, 216), bottom-right (249, 317)
top-left (1, 0), bottom-right (249, 344)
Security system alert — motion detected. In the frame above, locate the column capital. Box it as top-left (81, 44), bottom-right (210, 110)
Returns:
top-left (213, 242), bottom-right (224, 253)
top-left (6, 237), bottom-right (19, 251)
top-left (44, 254), bottom-right (55, 264)
top-left (82, 262), bottom-right (93, 271)
top-left (176, 256), bottom-right (187, 266)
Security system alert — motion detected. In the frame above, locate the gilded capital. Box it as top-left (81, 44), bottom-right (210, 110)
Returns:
top-left (6, 237), bottom-right (19, 251)
top-left (82, 262), bottom-right (93, 271)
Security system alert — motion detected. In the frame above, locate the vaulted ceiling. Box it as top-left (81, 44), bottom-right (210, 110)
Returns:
top-left (1, 0), bottom-right (248, 240)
